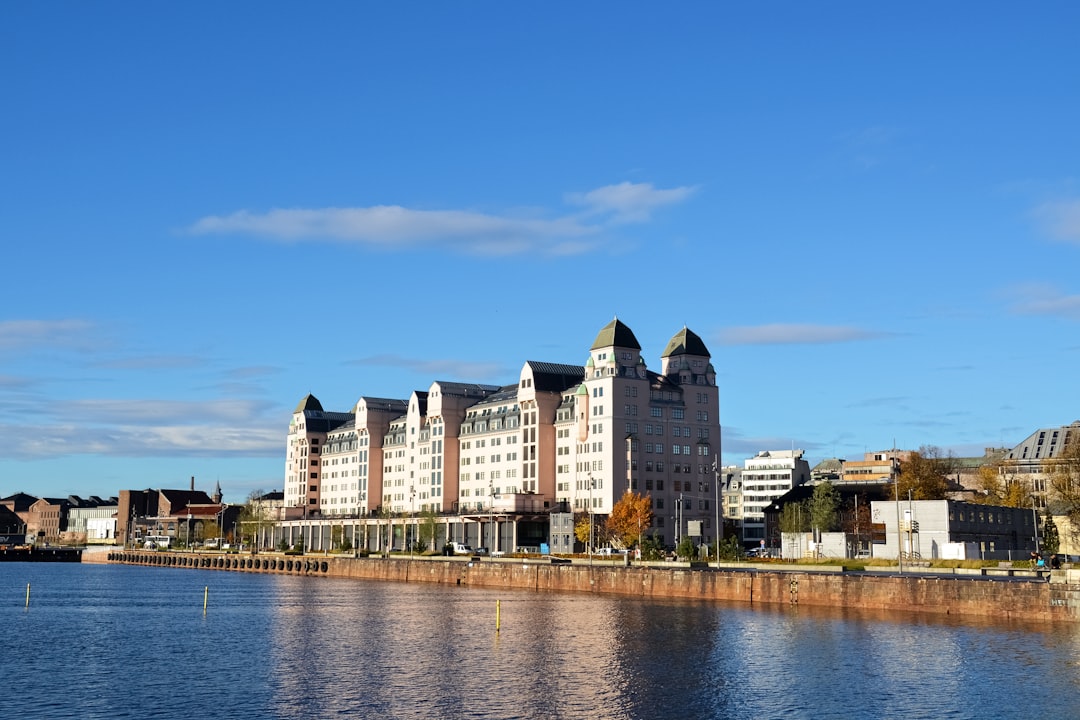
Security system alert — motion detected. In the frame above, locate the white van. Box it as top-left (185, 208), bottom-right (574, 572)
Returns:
top-left (144, 535), bottom-right (172, 550)
top-left (448, 542), bottom-right (473, 555)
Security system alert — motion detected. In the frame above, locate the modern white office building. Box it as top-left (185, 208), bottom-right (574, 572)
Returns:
top-left (281, 319), bottom-right (723, 551)
top-left (739, 449), bottom-right (810, 545)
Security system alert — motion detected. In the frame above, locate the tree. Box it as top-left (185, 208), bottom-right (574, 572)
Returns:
top-left (201, 520), bottom-right (220, 543)
top-left (971, 464), bottom-right (1031, 507)
top-left (606, 491), bottom-right (654, 548)
top-left (716, 535), bottom-right (744, 561)
top-left (573, 511), bottom-right (591, 547)
top-left (638, 535), bottom-right (665, 561)
top-left (779, 500), bottom-right (810, 533)
top-left (675, 535), bottom-right (696, 561)
top-left (809, 482), bottom-right (841, 536)
top-left (239, 489), bottom-right (278, 549)
top-left (1049, 435), bottom-right (1080, 524)
top-left (1043, 512), bottom-right (1060, 556)
top-left (417, 510), bottom-right (438, 553)
top-left (896, 446), bottom-right (954, 500)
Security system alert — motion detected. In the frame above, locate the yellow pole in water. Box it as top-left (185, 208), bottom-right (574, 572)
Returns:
top-left (203, 586), bottom-right (208, 615)
top-left (496, 599), bottom-right (501, 633)
top-left (25, 583), bottom-right (30, 608)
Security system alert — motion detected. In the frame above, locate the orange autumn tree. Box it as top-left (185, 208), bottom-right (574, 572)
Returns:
top-left (606, 491), bottom-right (654, 549)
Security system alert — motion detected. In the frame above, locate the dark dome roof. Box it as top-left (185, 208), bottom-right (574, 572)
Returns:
top-left (661, 327), bottom-right (710, 358)
top-left (590, 318), bottom-right (641, 351)
top-left (294, 394), bottom-right (323, 413)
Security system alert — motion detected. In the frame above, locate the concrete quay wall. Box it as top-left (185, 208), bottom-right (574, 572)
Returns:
top-left (105, 551), bottom-right (1080, 622)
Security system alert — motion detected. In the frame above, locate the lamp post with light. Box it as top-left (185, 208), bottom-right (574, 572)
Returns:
top-left (588, 474), bottom-right (595, 564)
top-left (218, 503), bottom-right (228, 549)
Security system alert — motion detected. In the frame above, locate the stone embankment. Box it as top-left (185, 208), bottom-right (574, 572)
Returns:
top-left (105, 550), bottom-right (1080, 622)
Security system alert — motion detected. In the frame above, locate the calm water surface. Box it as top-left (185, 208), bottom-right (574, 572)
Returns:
top-left (3, 563), bottom-right (1079, 719)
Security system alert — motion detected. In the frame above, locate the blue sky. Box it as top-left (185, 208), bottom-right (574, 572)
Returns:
top-left (3, 3), bottom-right (1079, 504)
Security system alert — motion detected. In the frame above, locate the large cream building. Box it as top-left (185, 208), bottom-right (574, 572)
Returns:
top-left (283, 319), bottom-right (722, 550)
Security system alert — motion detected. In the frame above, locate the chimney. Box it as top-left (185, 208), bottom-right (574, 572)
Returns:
top-left (190, 476), bottom-right (195, 492)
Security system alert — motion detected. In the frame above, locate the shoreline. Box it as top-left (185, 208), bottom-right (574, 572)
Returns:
top-left (102, 550), bottom-right (1080, 623)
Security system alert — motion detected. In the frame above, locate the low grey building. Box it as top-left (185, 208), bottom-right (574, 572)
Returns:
top-left (870, 500), bottom-right (1039, 561)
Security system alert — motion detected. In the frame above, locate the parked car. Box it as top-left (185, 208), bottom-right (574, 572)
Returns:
top-left (446, 542), bottom-right (473, 555)
top-left (596, 547), bottom-right (627, 556)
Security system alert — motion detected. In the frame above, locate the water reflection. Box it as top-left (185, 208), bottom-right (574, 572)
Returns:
top-left (5, 565), bottom-right (1080, 719)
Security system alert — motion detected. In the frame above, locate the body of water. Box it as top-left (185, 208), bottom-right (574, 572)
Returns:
top-left (3, 563), bottom-right (1079, 719)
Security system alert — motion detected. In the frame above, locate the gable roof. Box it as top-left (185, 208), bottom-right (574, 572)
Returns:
top-left (159, 489), bottom-right (214, 507)
top-left (1, 493), bottom-right (40, 512)
top-left (0, 505), bottom-right (24, 534)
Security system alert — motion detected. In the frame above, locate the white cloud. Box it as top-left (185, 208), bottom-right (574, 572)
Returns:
top-left (1034, 199), bottom-right (1080, 243)
top-left (187, 181), bottom-right (696, 255)
top-left (718, 323), bottom-right (893, 346)
top-left (565, 181), bottom-right (699, 223)
top-left (93, 355), bottom-right (204, 371)
top-left (353, 354), bottom-right (508, 381)
top-left (0, 396), bottom-right (283, 460)
top-left (64, 398), bottom-right (276, 425)
top-left (0, 319), bottom-right (94, 351)
top-left (0, 422), bottom-right (282, 460)
top-left (1007, 283), bottom-right (1080, 320)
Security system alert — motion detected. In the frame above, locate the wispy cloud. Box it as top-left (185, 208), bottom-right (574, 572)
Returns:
top-left (64, 398), bottom-right (277, 425)
top-left (719, 427), bottom-right (823, 459)
top-left (1034, 198), bottom-right (1080, 243)
top-left (187, 182), bottom-right (697, 256)
top-left (351, 354), bottom-right (509, 381)
top-left (0, 396), bottom-right (283, 460)
top-left (0, 422), bottom-right (282, 460)
top-left (1006, 283), bottom-right (1080, 321)
top-left (718, 323), bottom-right (893, 346)
top-left (92, 355), bottom-right (205, 371)
top-left (565, 181), bottom-right (699, 223)
top-left (0, 319), bottom-right (95, 351)
top-left (846, 396), bottom-right (910, 410)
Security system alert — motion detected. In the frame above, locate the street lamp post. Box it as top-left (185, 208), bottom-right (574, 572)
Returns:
top-left (588, 474), bottom-right (594, 564)
top-left (410, 485), bottom-right (416, 557)
top-left (218, 503), bottom-right (228, 549)
top-left (1032, 496), bottom-right (1041, 555)
top-left (714, 455), bottom-right (721, 565)
top-left (488, 480), bottom-right (494, 554)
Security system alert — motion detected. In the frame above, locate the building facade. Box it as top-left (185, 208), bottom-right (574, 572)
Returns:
top-left (64, 496), bottom-right (118, 544)
top-left (279, 319), bottom-right (723, 551)
top-left (1001, 420), bottom-right (1080, 509)
top-left (869, 499), bottom-right (1038, 561)
top-left (739, 450), bottom-right (810, 545)
top-left (839, 450), bottom-right (906, 485)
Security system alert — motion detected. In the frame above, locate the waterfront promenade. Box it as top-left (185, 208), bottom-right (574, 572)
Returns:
top-left (104, 550), bottom-right (1080, 623)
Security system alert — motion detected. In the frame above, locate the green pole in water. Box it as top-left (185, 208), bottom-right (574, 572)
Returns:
top-left (25, 583), bottom-right (30, 608)
top-left (203, 586), bottom-right (208, 615)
